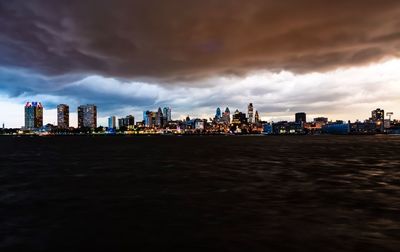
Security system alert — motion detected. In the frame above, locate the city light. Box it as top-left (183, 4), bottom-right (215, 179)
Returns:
top-left (2, 103), bottom-right (399, 136)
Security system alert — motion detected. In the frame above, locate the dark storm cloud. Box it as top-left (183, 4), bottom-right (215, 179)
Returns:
top-left (1, 0), bottom-right (400, 82)
top-left (0, 68), bottom-right (159, 113)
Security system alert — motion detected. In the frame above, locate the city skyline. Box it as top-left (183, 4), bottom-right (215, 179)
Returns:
top-left (15, 100), bottom-right (397, 130)
top-left (2, 96), bottom-right (400, 129)
top-left (13, 101), bottom-right (398, 136)
top-left (1, 1), bottom-right (400, 127)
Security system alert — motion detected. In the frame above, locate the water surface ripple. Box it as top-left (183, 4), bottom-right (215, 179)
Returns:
top-left (1, 135), bottom-right (400, 251)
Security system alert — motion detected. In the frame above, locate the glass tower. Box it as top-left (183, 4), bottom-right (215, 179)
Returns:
top-left (25, 102), bottom-right (43, 129)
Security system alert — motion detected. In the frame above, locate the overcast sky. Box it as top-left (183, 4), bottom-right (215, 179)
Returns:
top-left (1, 0), bottom-right (400, 127)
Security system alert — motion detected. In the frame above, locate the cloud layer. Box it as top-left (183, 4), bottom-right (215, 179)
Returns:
top-left (1, 60), bottom-right (400, 128)
top-left (1, 0), bottom-right (400, 81)
top-left (1, 1), bottom-right (400, 127)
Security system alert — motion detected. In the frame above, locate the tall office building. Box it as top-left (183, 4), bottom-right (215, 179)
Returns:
top-left (118, 118), bottom-right (125, 129)
top-left (144, 111), bottom-right (157, 127)
top-left (156, 108), bottom-right (163, 127)
top-left (108, 116), bottom-right (116, 129)
top-left (118, 115), bottom-right (135, 129)
top-left (143, 111), bottom-right (149, 126)
top-left (371, 108), bottom-right (384, 122)
top-left (232, 109), bottom-right (247, 124)
top-left (57, 104), bottom-right (69, 129)
top-left (295, 112), bottom-right (307, 124)
top-left (78, 104), bottom-right (97, 129)
top-left (163, 107), bottom-right (172, 122)
top-left (254, 110), bottom-right (260, 124)
top-left (125, 115), bottom-right (135, 129)
top-left (143, 111), bottom-right (151, 127)
top-left (222, 107), bottom-right (231, 124)
top-left (371, 108), bottom-right (385, 132)
top-left (248, 103), bottom-right (254, 123)
top-left (25, 102), bottom-right (43, 129)
top-left (215, 107), bottom-right (222, 119)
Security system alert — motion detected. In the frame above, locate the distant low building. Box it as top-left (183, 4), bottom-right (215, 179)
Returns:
top-left (194, 119), bottom-right (206, 130)
top-left (272, 121), bottom-right (304, 134)
top-left (350, 121), bottom-right (376, 134)
top-left (262, 123), bottom-right (273, 135)
top-left (322, 122), bottom-right (350, 135)
top-left (314, 117), bottom-right (328, 124)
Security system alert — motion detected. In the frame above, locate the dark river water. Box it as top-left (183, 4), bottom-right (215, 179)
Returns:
top-left (1, 135), bottom-right (400, 251)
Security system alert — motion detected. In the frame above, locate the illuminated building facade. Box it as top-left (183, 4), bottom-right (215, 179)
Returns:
top-left (232, 109), bottom-right (247, 124)
top-left (371, 108), bottom-right (385, 132)
top-left (144, 111), bottom-right (157, 127)
top-left (163, 107), bottom-right (172, 123)
top-left (25, 102), bottom-right (43, 129)
top-left (248, 103), bottom-right (254, 123)
top-left (272, 121), bottom-right (304, 135)
top-left (57, 104), bottom-right (69, 129)
top-left (78, 104), bottom-right (97, 129)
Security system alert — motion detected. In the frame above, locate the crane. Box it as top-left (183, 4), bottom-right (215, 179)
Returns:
top-left (387, 112), bottom-right (394, 121)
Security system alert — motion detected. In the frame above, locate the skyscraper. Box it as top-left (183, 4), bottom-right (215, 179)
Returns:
top-left (215, 107), bottom-right (221, 119)
top-left (371, 108), bottom-right (385, 122)
top-left (254, 110), bottom-right (260, 124)
top-left (222, 107), bottom-right (231, 124)
top-left (118, 118), bottom-right (125, 129)
top-left (143, 111), bottom-right (149, 126)
top-left (295, 112), bottom-right (307, 124)
top-left (163, 107), bottom-right (172, 122)
top-left (144, 111), bottom-right (157, 127)
top-left (57, 104), bottom-right (69, 129)
top-left (78, 104), bottom-right (97, 129)
top-left (108, 116), bottom-right (116, 129)
top-left (156, 107), bottom-right (163, 127)
top-left (232, 109), bottom-right (247, 124)
top-left (248, 103), bottom-right (254, 124)
top-left (125, 115), bottom-right (135, 129)
top-left (371, 108), bottom-right (385, 132)
top-left (25, 102), bottom-right (43, 129)
top-left (118, 115), bottom-right (135, 129)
